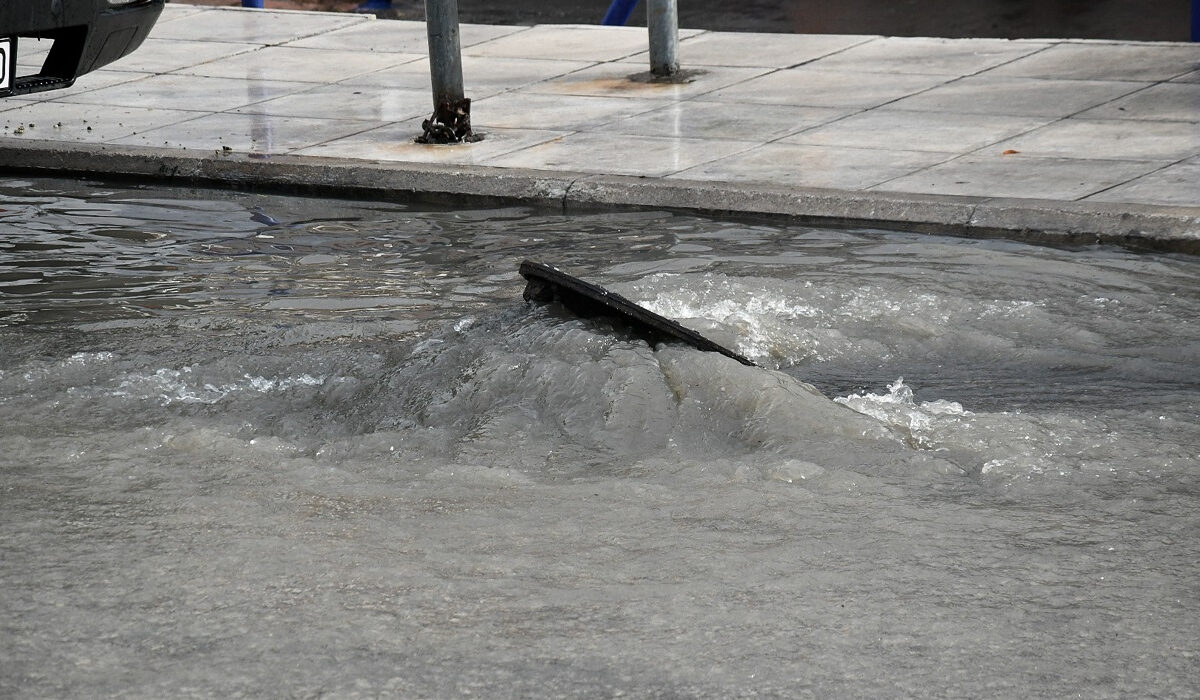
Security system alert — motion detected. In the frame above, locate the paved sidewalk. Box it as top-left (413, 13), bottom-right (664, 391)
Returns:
top-left (2, 5), bottom-right (1198, 248)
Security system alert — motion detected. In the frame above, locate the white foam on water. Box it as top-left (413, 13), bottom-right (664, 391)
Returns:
top-left (835, 377), bottom-right (973, 449)
top-left (108, 367), bottom-right (325, 406)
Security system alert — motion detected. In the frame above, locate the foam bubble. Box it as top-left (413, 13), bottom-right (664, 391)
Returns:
top-left (835, 377), bottom-right (973, 450)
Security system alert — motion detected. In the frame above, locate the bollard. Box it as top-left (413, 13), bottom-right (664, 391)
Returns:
top-left (646, 0), bottom-right (678, 76)
top-left (417, 0), bottom-right (476, 142)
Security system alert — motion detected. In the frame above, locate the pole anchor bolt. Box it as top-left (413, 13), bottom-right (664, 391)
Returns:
top-left (416, 98), bottom-right (482, 144)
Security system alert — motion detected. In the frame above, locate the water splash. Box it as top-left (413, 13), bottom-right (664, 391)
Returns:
top-left (107, 366), bottom-right (325, 406)
top-left (835, 377), bottom-right (973, 449)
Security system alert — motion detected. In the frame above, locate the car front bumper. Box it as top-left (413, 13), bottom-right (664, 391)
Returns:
top-left (1, 0), bottom-right (165, 97)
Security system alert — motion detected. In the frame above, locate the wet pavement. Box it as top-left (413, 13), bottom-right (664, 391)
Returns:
top-left (1, 5), bottom-right (1198, 246)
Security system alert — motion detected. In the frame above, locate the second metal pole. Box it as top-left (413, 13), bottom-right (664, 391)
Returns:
top-left (425, 0), bottom-right (464, 107)
top-left (420, 0), bottom-right (475, 143)
top-left (646, 0), bottom-right (679, 76)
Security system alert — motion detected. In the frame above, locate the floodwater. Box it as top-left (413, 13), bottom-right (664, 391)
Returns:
top-left (1, 178), bottom-right (1198, 698)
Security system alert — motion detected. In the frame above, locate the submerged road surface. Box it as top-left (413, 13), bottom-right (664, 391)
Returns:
top-left (2, 178), bottom-right (1199, 697)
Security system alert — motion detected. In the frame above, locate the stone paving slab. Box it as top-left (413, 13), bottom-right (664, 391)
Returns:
top-left (984, 42), bottom-right (1200, 81)
top-left (883, 75), bottom-right (1149, 117)
top-left (1, 4), bottom-right (1197, 249)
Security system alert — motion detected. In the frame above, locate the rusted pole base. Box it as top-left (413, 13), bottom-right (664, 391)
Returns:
top-left (415, 98), bottom-right (481, 144)
top-left (628, 68), bottom-right (704, 85)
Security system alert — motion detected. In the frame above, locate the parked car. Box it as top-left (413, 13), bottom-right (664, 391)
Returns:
top-left (1, 0), bottom-right (165, 98)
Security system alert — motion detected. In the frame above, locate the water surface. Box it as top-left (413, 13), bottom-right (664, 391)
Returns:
top-left (2, 178), bottom-right (1198, 698)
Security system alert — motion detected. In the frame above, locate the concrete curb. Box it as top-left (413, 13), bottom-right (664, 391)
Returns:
top-left (4, 139), bottom-right (1199, 253)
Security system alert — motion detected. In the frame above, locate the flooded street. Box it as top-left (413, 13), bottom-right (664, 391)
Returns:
top-left (2, 178), bottom-right (1199, 697)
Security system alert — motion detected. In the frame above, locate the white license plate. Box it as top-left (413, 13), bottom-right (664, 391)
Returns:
top-left (0, 37), bottom-right (12, 91)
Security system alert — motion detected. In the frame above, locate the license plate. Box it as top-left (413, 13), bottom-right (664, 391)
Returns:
top-left (0, 37), bottom-right (12, 92)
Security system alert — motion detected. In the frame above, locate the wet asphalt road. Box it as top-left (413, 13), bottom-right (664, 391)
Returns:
top-left (184, 0), bottom-right (1193, 42)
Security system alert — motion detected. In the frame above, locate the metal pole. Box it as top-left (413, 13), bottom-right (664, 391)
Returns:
top-left (425, 0), bottom-right (464, 107)
top-left (419, 0), bottom-right (473, 142)
top-left (646, 0), bottom-right (679, 76)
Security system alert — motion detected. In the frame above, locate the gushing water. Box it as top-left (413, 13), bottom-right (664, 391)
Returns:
top-left (2, 179), bottom-right (1198, 698)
